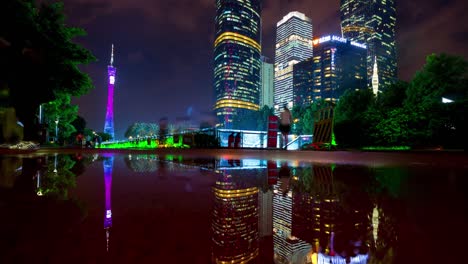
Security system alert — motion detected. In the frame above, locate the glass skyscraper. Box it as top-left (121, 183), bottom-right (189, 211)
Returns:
top-left (213, 0), bottom-right (262, 129)
top-left (292, 36), bottom-right (367, 105)
top-left (260, 56), bottom-right (274, 108)
top-left (312, 35), bottom-right (367, 103)
top-left (274, 11), bottom-right (313, 112)
top-left (340, 0), bottom-right (397, 93)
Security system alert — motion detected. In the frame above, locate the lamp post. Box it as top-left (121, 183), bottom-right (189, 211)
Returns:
top-left (55, 118), bottom-right (59, 143)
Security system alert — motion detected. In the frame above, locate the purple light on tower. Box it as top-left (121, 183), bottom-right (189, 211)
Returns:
top-left (104, 44), bottom-right (116, 139)
top-left (103, 156), bottom-right (114, 252)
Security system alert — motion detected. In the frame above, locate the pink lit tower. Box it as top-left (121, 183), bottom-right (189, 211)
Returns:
top-left (103, 156), bottom-right (114, 252)
top-left (104, 44), bottom-right (116, 139)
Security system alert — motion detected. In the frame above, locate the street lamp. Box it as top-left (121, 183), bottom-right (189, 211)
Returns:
top-left (55, 118), bottom-right (59, 143)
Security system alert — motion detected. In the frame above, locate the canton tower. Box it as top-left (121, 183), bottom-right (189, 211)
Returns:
top-left (104, 44), bottom-right (116, 139)
top-left (103, 156), bottom-right (114, 252)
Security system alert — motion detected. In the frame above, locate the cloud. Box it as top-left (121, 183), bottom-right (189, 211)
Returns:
top-left (397, 0), bottom-right (468, 80)
top-left (65, 0), bottom-right (213, 32)
top-left (127, 51), bottom-right (144, 64)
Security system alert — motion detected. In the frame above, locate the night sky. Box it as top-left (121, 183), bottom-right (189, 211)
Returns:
top-left (65, 0), bottom-right (467, 139)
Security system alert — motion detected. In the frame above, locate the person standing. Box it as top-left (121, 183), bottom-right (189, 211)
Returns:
top-left (279, 104), bottom-right (292, 149)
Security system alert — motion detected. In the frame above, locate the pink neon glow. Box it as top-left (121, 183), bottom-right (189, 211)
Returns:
top-left (104, 157), bottom-right (113, 229)
top-left (104, 66), bottom-right (116, 139)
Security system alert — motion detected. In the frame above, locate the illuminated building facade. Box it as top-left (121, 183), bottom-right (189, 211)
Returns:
top-left (273, 169), bottom-right (311, 264)
top-left (340, 0), bottom-right (397, 92)
top-left (103, 156), bottom-right (113, 252)
top-left (260, 56), bottom-right (274, 108)
top-left (104, 45), bottom-right (116, 139)
top-left (212, 172), bottom-right (259, 263)
top-left (310, 35), bottom-right (367, 103)
top-left (274, 11), bottom-right (313, 112)
top-left (292, 58), bottom-right (314, 106)
top-left (213, 0), bottom-right (262, 129)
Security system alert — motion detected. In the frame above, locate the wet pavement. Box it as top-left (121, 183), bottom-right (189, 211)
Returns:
top-left (0, 149), bottom-right (467, 263)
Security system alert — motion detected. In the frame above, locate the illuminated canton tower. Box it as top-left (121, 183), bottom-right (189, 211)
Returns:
top-left (103, 157), bottom-right (114, 252)
top-left (104, 45), bottom-right (116, 139)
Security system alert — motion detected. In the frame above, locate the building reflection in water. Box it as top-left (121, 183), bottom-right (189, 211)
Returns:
top-left (273, 161), bottom-right (312, 264)
top-left (103, 156), bottom-right (114, 252)
top-left (211, 159), bottom-right (262, 263)
top-left (289, 164), bottom-right (371, 264)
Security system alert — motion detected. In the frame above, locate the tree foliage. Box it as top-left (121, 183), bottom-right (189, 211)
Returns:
top-left (124, 123), bottom-right (159, 139)
top-left (256, 106), bottom-right (274, 131)
top-left (333, 53), bottom-right (467, 149)
top-left (43, 92), bottom-right (78, 142)
top-left (0, 0), bottom-right (95, 140)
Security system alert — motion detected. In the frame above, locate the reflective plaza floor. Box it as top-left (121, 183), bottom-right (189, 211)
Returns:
top-left (0, 149), bottom-right (467, 263)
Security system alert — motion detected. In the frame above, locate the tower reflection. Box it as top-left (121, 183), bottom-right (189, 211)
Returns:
top-left (289, 165), bottom-right (371, 263)
top-left (103, 156), bottom-right (113, 252)
top-left (211, 159), bottom-right (261, 263)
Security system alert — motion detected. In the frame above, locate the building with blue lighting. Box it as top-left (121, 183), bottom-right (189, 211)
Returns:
top-left (213, 0), bottom-right (262, 129)
top-left (292, 35), bottom-right (367, 105)
top-left (340, 0), bottom-right (397, 94)
top-left (104, 45), bottom-right (116, 139)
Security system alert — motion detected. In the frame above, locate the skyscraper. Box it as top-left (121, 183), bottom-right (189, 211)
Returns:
top-left (274, 11), bottom-right (313, 112)
top-left (260, 56), bottom-right (274, 108)
top-left (309, 35), bottom-right (367, 103)
top-left (104, 45), bottom-right (116, 139)
top-left (213, 0), bottom-right (262, 129)
top-left (340, 0), bottom-right (397, 93)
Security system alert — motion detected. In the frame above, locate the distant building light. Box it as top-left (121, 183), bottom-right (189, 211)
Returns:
top-left (109, 76), bottom-right (115, 84)
top-left (442, 97), bottom-right (454, 103)
top-left (331, 35), bottom-right (346, 43)
top-left (351, 41), bottom-right (367, 49)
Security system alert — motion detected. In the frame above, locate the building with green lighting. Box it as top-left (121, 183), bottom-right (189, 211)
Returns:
top-left (213, 0), bottom-right (262, 129)
top-left (340, 0), bottom-right (397, 94)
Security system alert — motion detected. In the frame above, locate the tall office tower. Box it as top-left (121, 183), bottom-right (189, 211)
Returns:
top-left (260, 56), bottom-right (274, 108)
top-left (213, 0), bottom-right (262, 129)
top-left (273, 167), bottom-right (311, 263)
top-left (104, 44), bottom-right (116, 139)
top-left (103, 156), bottom-right (114, 252)
top-left (310, 35), bottom-right (367, 103)
top-left (340, 0), bottom-right (397, 93)
top-left (292, 58), bottom-right (314, 106)
top-left (212, 172), bottom-right (259, 263)
top-left (274, 11), bottom-right (313, 113)
top-left (259, 189), bottom-right (273, 237)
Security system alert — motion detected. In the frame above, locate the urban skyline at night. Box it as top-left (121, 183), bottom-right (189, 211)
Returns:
top-left (66, 0), bottom-right (467, 139)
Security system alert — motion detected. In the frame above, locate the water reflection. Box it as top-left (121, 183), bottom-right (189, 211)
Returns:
top-left (209, 159), bottom-right (375, 264)
top-left (0, 153), bottom-right (466, 263)
top-left (103, 156), bottom-right (113, 252)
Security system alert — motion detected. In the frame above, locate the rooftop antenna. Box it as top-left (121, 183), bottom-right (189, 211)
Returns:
top-left (110, 44), bottom-right (114, 66)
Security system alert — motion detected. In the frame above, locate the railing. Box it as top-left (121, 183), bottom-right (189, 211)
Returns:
top-left (102, 128), bottom-right (313, 150)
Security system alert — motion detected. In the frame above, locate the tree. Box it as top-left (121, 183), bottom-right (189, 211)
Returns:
top-left (43, 92), bottom-right (78, 143)
top-left (334, 89), bottom-right (375, 147)
top-left (405, 53), bottom-right (467, 147)
top-left (291, 105), bottom-right (305, 134)
top-left (256, 105), bottom-right (274, 131)
top-left (71, 115), bottom-right (86, 134)
top-left (0, 0), bottom-right (95, 140)
top-left (124, 122), bottom-right (159, 139)
top-left (364, 81), bottom-right (410, 146)
top-left (97, 132), bottom-right (112, 142)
